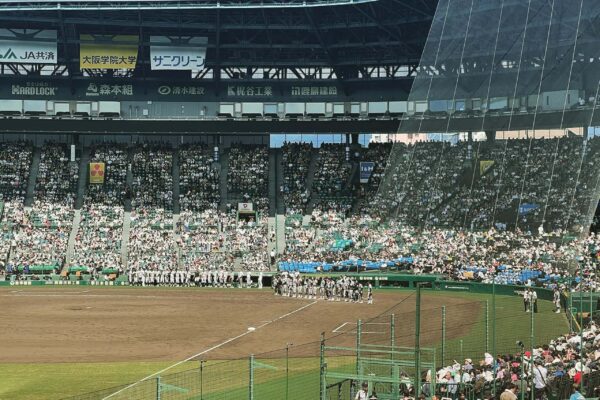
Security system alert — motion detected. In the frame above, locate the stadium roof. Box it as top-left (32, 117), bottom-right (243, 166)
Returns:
top-left (1, 0), bottom-right (383, 10)
top-left (0, 0), bottom-right (437, 74)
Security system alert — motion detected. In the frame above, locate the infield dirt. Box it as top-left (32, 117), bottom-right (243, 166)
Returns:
top-left (0, 287), bottom-right (479, 363)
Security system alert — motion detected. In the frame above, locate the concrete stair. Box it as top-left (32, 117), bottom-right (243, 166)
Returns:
top-left (219, 151), bottom-right (229, 211)
top-left (124, 149), bottom-right (133, 212)
top-left (274, 149), bottom-right (285, 215)
top-left (275, 214), bottom-right (286, 254)
top-left (268, 149), bottom-right (277, 216)
top-left (172, 147), bottom-right (181, 214)
top-left (173, 213), bottom-right (181, 268)
top-left (121, 211), bottom-right (131, 268)
top-left (24, 147), bottom-right (41, 207)
top-left (64, 209), bottom-right (81, 267)
top-left (74, 147), bottom-right (90, 210)
top-left (305, 149), bottom-right (319, 213)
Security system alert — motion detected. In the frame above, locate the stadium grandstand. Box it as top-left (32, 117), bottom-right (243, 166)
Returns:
top-left (2, 0), bottom-right (600, 399)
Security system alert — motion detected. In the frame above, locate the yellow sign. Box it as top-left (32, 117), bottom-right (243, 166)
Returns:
top-left (80, 35), bottom-right (138, 69)
top-left (89, 162), bottom-right (105, 184)
top-left (480, 160), bottom-right (495, 175)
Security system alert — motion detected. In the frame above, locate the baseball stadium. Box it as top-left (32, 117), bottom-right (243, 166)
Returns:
top-left (1, 0), bottom-right (600, 399)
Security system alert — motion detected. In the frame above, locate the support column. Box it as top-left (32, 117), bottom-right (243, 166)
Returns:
top-left (485, 130), bottom-right (496, 142)
top-left (467, 131), bottom-right (473, 161)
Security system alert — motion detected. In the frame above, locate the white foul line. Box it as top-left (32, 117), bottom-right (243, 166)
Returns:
top-left (332, 322), bottom-right (350, 333)
top-left (332, 321), bottom-right (390, 333)
top-left (102, 300), bottom-right (317, 400)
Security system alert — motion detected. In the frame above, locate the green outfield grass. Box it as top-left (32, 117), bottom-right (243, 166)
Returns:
top-left (0, 290), bottom-right (570, 400)
top-left (0, 361), bottom-right (198, 400)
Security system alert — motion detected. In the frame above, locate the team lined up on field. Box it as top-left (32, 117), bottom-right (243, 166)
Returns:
top-left (127, 268), bottom-right (264, 288)
top-left (272, 272), bottom-right (373, 304)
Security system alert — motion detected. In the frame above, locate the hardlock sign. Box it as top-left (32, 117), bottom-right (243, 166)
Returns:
top-left (0, 29), bottom-right (57, 64)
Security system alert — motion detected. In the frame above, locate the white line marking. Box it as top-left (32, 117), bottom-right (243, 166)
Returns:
top-left (102, 300), bottom-right (317, 400)
top-left (332, 321), bottom-right (389, 333)
top-left (332, 322), bottom-right (350, 333)
top-left (3, 293), bottom-right (161, 299)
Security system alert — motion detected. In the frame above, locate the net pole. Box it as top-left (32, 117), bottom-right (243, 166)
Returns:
top-left (357, 319), bottom-right (362, 376)
top-left (569, 294), bottom-right (573, 332)
top-left (249, 354), bottom-right (254, 400)
top-left (580, 261), bottom-right (585, 396)
top-left (156, 376), bottom-right (161, 400)
top-left (415, 283), bottom-right (422, 398)
top-left (530, 305), bottom-right (534, 400)
top-left (286, 343), bottom-right (289, 400)
top-left (391, 313), bottom-right (396, 362)
top-left (320, 332), bottom-right (326, 400)
top-left (200, 360), bottom-right (204, 400)
top-left (441, 306), bottom-right (446, 368)
top-left (492, 279), bottom-right (497, 399)
top-left (485, 300), bottom-right (489, 354)
top-left (391, 313), bottom-right (396, 348)
top-left (590, 293), bottom-right (593, 322)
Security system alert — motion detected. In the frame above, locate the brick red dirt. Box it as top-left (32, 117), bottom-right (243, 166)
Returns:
top-left (0, 287), bottom-right (480, 363)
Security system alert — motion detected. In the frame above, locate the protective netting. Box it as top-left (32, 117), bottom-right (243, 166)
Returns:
top-left (376, 0), bottom-right (600, 232)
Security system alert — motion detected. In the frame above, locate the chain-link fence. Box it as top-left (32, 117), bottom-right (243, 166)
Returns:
top-left (64, 290), bottom-right (574, 400)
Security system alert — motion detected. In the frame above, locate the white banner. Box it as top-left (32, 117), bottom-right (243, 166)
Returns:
top-left (238, 203), bottom-right (254, 212)
top-left (150, 36), bottom-right (207, 70)
top-left (0, 29), bottom-right (57, 64)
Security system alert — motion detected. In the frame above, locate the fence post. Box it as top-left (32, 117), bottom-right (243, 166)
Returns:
top-left (485, 300), bottom-right (489, 354)
top-left (569, 294), bottom-right (573, 332)
top-left (441, 306), bottom-right (446, 368)
top-left (590, 292), bottom-right (594, 319)
top-left (391, 314), bottom-right (396, 362)
top-left (530, 304), bottom-right (534, 400)
top-left (199, 360), bottom-right (204, 400)
top-left (492, 279), bottom-right (497, 399)
top-left (320, 332), bottom-right (326, 400)
top-left (286, 343), bottom-right (290, 400)
top-left (156, 376), bottom-right (161, 400)
top-left (391, 313), bottom-right (396, 349)
top-left (249, 354), bottom-right (254, 400)
top-left (356, 319), bottom-right (362, 376)
top-left (415, 283), bottom-right (422, 399)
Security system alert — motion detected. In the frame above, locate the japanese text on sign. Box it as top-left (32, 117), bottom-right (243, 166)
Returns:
top-left (157, 85), bottom-right (206, 96)
top-left (85, 83), bottom-right (133, 97)
top-left (291, 86), bottom-right (337, 96)
top-left (227, 86), bottom-right (273, 97)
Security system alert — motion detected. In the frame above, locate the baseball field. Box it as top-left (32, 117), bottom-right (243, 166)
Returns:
top-left (0, 286), bottom-right (569, 400)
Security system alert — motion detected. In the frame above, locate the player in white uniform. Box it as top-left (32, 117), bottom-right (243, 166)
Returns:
top-left (553, 287), bottom-right (561, 313)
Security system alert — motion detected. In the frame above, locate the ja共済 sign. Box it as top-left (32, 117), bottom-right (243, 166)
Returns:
top-left (0, 29), bottom-right (57, 64)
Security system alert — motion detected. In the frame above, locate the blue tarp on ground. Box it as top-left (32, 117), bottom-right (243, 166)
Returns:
top-left (278, 257), bottom-right (414, 273)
